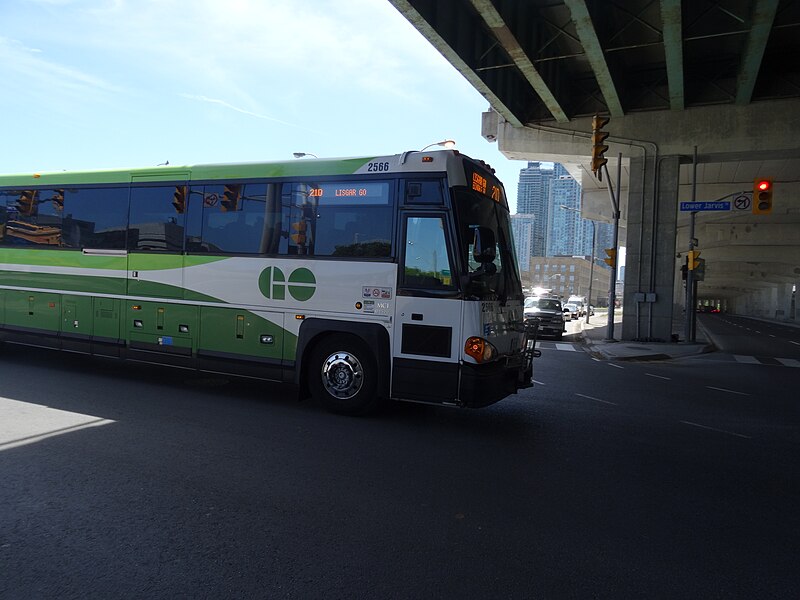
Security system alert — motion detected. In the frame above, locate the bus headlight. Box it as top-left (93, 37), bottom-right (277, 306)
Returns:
top-left (465, 336), bottom-right (498, 363)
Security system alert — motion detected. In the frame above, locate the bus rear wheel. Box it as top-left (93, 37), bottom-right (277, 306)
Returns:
top-left (309, 335), bottom-right (380, 415)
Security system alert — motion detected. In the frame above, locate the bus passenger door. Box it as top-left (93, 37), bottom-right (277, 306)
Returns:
top-left (392, 214), bottom-right (462, 404)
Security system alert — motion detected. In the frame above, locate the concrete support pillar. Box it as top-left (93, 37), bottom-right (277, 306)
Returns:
top-left (622, 155), bottom-right (681, 341)
top-left (777, 283), bottom-right (793, 320)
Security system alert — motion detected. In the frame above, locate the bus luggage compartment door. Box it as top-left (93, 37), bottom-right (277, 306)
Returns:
top-left (392, 296), bottom-right (462, 403)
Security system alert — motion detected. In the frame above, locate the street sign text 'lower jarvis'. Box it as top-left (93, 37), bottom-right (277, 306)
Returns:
top-left (679, 201), bottom-right (731, 212)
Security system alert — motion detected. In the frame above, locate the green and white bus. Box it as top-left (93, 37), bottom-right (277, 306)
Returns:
top-left (0, 150), bottom-right (536, 414)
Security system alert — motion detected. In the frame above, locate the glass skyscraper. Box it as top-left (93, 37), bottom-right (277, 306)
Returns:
top-left (516, 162), bottom-right (553, 257)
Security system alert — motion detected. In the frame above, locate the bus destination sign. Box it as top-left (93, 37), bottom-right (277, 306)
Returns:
top-left (310, 181), bottom-right (389, 205)
top-left (470, 170), bottom-right (504, 204)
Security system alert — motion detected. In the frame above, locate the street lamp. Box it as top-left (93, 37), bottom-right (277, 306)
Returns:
top-left (292, 152), bottom-right (318, 158)
top-left (420, 139), bottom-right (456, 151)
top-left (560, 205), bottom-right (595, 323)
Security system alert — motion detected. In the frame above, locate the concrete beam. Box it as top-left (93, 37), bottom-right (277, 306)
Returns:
top-left (661, 0), bottom-right (684, 111)
top-left (469, 0), bottom-right (569, 123)
top-left (487, 98), bottom-right (800, 159)
top-left (564, 0), bottom-right (624, 117)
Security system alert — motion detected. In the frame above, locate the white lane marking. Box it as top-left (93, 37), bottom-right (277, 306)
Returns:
top-left (555, 343), bottom-right (576, 351)
top-left (680, 421), bottom-right (751, 439)
top-left (755, 331), bottom-right (761, 334)
top-left (608, 363), bottom-right (624, 369)
top-left (769, 334), bottom-right (776, 338)
top-left (535, 342), bottom-right (542, 348)
top-left (532, 379), bottom-right (546, 386)
top-left (791, 341), bottom-right (800, 346)
top-left (734, 355), bottom-right (760, 364)
top-left (706, 386), bottom-right (749, 396)
top-left (645, 373), bottom-right (671, 380)
top-left (576, 393), bottom-right (618, 406)
top-left (776, 358), bottom-right (800, 367)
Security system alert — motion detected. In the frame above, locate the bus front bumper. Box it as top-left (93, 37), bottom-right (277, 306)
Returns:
top-left (458, 351), bottom-right (533, 408)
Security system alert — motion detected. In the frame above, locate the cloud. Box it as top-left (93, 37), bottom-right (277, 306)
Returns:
top-left (0, 36), bottom-right (122, 97)
top-left (179, 93), bottom-right (296, 126)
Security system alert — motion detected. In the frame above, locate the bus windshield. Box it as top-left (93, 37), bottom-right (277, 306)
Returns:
top-left (453, 187), bottom-right (522, 302)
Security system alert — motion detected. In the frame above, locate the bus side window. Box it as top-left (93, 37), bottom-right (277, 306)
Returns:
top-left (401, 216), bottom-right (454, 288)
top-left (62, 187), bottom-right (129, 250)
top-left (128, 185), bottom-right (186, 252)
top-left (189, 182), bottom-right (281, 255)
top-left (0, 188), bottom-right (63, 247)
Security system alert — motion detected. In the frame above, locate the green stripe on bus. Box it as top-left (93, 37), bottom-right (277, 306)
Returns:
top-left (0, 249), bottom-right (227, 271)
top-left (0, 271), bottom-right (222, 302)
top-left (0, 157), bottom-right (376, 187)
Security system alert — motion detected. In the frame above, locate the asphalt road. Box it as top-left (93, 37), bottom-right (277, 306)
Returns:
top-left (697, 313), bottom-right (800, 358)
top-left (1, 339), bottom-right (798, 599)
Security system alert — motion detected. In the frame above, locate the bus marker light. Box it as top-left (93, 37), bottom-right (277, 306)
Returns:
top-left (295, 314), bottom-right (305, 320)
top-left (260, 335), bottom-right (274, 344)
top-left (465, 336), bottom-right (497, 363)
top-left (132, 305), bottom-right (141, 311)
top-left (179, 324), bottom-right (189, 333)
top-left (133, 320), bottom-right (143, 328)
top-left (355, 302), bottom-right (363, 310)
top-left (421, 156), bottom-right (434, 163)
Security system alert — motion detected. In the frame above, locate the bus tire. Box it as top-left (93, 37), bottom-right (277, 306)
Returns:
top-left (308, 334), bottom-right (381, 415)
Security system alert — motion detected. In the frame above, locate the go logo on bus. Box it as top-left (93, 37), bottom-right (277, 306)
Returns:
top-left (259, 266), bottom-right (316, 301)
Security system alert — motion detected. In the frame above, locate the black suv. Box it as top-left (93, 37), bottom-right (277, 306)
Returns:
top-left (524, 296), bottom-right (566, 340)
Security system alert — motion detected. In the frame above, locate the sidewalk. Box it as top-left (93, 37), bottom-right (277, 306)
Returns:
top-left (576, 310), bottom-right (714, 361)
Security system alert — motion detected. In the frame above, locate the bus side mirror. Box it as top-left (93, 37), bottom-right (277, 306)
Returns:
top-left (472, 227), bottom-right (496, 263)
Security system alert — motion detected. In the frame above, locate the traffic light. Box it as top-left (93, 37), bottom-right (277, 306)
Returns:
top-left (16, 190), bottom-right (37, 216)
top-left (687, 250), bottom-right (701, 270)
top-left (591, 114), bottom-right (610, 181)
top-left (752, 179), bottom-right (773, 215)
top-left (172, 185), bottom-right (187, 213)
top-left (603, 247), bottom-right (616, 268)
top-left (52, 189), bottom-right (64, 211)
top-left (290, 221), bottom-right (307, 246)
top-left (221, 184), bottom-right (242, 212)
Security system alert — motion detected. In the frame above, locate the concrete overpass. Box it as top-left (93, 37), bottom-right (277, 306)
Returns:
top-left (389, 0), bottom-right (800, 341)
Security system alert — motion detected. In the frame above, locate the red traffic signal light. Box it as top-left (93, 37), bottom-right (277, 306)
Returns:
top-left (752, 179), bottom-right (773, 215)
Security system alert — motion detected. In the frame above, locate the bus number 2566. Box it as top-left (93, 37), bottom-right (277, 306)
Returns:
top-left (367, 161), bottom-right (390, 172)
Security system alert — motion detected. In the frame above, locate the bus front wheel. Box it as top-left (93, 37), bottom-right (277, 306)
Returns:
top-left (309, 335), bottom-right (381, 415)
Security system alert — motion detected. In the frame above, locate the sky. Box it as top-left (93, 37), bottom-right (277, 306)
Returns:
top-left (0, 0), bottom-right (529, 212)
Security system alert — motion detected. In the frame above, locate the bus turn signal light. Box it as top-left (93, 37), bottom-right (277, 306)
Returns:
top-left (465, 336), bottom-right (497, 363)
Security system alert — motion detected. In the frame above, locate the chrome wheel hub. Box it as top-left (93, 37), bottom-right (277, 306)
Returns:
top-left (321, 351), bottom-right (364, 399)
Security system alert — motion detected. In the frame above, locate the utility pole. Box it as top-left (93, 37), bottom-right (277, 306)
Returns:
top-left (684, 146), bottom-right (698, 343)
top-left (602, 155), bottom-right (621, 341)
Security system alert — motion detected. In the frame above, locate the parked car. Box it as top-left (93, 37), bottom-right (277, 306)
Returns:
top-left (524, 296), bottom-right (566, 339)
top-left (563, 302), bottom-right (580, 320)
